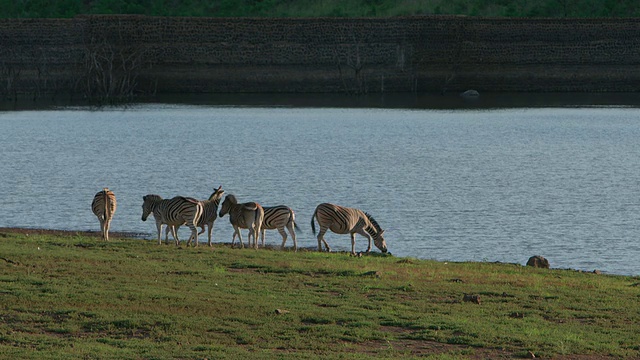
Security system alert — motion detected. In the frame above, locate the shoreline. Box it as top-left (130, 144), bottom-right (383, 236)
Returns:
top-left (1, 227), bottom-right (618, 277)
top-left (0, 227), bottom-right (147, 240)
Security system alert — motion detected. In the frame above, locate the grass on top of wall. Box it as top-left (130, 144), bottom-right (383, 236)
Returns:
top-left (0, 230), bottom-right (638, 359)
top-left (2, 0), bottom-right (639, 18)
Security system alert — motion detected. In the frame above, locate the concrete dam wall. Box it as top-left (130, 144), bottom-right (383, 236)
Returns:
top-left (1, 15), bottom-right (639, 98)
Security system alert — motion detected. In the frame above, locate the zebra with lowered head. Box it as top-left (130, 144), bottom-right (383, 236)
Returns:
top-left (91, 188), bottom-right (117, 241)
top-left (260, 205), bottom-right (300, 251)
top-left (311, 203), bottom-right (388, 256)
top-left (142, 195), bottom-right (203, 246)
top-left (164, 186), bottom-right (225, 247)
top-left (218, 194), bottom-right (264, 249)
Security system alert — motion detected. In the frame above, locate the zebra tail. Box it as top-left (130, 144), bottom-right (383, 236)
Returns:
top-left (103, 190), bottom-right (110, 220)
top-left (288, 209), bottom-right (302, 233)
top-left (310, 212), bottom-right (316, 235)
top-left (247, 205), bottom-right (264, 235)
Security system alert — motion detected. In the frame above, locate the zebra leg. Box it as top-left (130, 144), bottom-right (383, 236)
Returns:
top-left (155, 221), bottom-right (163, 245)
top-left (350, 233), bottom-right (357, 256)
top-left (193, 224), bottom-right (199, 247)
top-left (317, 228), bottom-right (331, 252)
top-left (105, 217), bottom-right (112, 241)
top-left (187, 224), bottom-right (198, 247)
top-left (250, 224), bottom-right (264, 249)
top-left (248, 228), bottom-right (256, 249)
top-left (278, 227), bottom-right (288, 250)
top-left (207, 224), bottom-right (213, 247)
top-left (164, 225), bottom-right (171, 243)
top-left (261, 229), bottom-right (266, 248)
top-left (234, 226), bottom-right (244, 249)
top-left (286, 222), bottom-right (297, 252)
top-left (99, 218), bottom-right (106, 241)
top-left (356, 229), bottom-right (373, 253)
top-left (171, 225), bottom-right (181, 246)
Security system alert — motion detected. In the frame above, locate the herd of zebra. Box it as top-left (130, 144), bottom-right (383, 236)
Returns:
top-left (91, 186), bottom-right (388, 255)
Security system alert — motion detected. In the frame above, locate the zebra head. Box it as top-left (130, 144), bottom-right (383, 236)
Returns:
top-left (141, 194), bottom-right (162, 221)
top-left (218, 194), bottom-right (237, 218)
top-left (373, 230), bottom-right (388, 253)
top-left (366, 213), bottom-right (388, 253)
top-left (208, 185), bottom-right (224, 202)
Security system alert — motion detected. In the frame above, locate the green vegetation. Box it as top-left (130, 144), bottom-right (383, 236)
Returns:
top-left (0, 231), bottom-right (639, 359)
top-left (1, 0), bottom-right (639, 18)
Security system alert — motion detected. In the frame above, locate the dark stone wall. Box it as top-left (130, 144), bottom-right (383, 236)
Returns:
top-left (1, 15), bottom-right (639, 96)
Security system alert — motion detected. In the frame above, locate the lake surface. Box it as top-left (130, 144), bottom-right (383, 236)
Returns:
top-left (1, 102), bottom-right (640, 275)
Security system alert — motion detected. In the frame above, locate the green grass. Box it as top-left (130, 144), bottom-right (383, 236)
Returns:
top-left (0, 231), bottom-right (638, 359)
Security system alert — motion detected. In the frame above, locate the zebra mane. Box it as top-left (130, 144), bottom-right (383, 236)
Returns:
top-left (364, 212), bottom-right (382, 234)
top-left (225, 194), bottom-right (238, 204)
top-left (143, 194), bottom-right (163, 202)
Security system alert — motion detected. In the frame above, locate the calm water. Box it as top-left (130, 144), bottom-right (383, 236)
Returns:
top-left (1, 104), bottom-right (640, 275)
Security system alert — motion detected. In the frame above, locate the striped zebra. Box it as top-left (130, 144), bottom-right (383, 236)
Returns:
top-left (311, 203), bottom-right (388, 255)
top-left (91, 188), bottom-right (117, 241)
top-left (141, 195), bottom-right (203, 246)
top-left (260, 205), bottom-right (300, 251)
top-left (218, 194), bottom-right (264, 249)
top-left (164, 186), bottom-right (225, 247)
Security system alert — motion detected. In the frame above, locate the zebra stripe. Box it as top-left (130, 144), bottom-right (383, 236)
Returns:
top-left (164, 186), bottom-right (225, 247)
top-left (91, 188), bottom-right (117, 241)
top-left (311, 203), bottom-right (388, 255)
top-left (218, 194), bottom-right (264, 249)
top-left (142, 194), bottom-right (203, 246)
top-left (260, 205), bottom-right (300, 251)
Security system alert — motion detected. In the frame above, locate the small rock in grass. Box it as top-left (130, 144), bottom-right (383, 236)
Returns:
top-left (526, 255), bottom-right (550, 269)
top-left (462, 294), bottom-right (481, 304)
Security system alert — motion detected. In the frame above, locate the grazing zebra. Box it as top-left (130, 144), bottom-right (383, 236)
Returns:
top-left (260, 205), bottom-right (300, 251)
top-left (218, 194), bottom-right (264, 249)
top-left (311, 203), bottom-right (388, 255)
top-left (164, 186), bottom-right (225, 247)
top-left (141, 195), bottom-right (203, 246)
top-left (91, 188), bottom-right (117, 241)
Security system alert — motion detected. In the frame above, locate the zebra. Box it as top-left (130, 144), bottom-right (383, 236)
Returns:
top-left (310, 203), bottom-right (388, 256)
top-left (141, 195), bottom-right (203, 246)
top-left (260, 205), bottom-right (300, 251)
top-left (218, 194), bottom-right (264, 249)
top-left (91, 188), bottom-right (117, 241)
top-left (164, 186), bottom-right (225, 247)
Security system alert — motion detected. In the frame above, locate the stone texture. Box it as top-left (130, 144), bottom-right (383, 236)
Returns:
top-left (526, 255), bottom-right (550, 269)
top-left (1, 15), bottom-right (640, 95)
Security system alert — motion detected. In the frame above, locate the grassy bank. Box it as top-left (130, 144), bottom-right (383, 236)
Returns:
top-left (0, 230), bottom-right (638, 359)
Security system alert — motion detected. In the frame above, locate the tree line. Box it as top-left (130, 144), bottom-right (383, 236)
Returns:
top-left (1, 0), bottom-right (638, 18)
